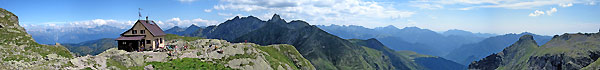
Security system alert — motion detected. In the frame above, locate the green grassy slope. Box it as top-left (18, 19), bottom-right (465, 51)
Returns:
top-left (233, 22), bottom-right (382, 70)
top-left (256, 44), bottom-right (316, 70)
top-left (470, 33), bottom-right (600, 70)
top-left (0, 8), bottom-right (73, 69)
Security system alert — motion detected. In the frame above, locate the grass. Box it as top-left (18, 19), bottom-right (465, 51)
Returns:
top-left (396, 50), bottom-right (435, 60)
top-left (582, 58), bottom-right (600, 70)
top-left (164, 34), bottom-right (204, 41)
top-left (360, 46), bottom-right (394, 70)
top-left (1, 54), bottom-right (30, 61)
top-left (256, 45), bottom-right (299, 70)
top-left (24, 44), bottom-right (74, 58)
top-left (486, 34), bottom-right (600, 70)
top-left (146, 58), bottom-right (235, 70)
top-left (0, 9), bottom-right (74, 60)
top-left (82, 67), bottom-right (93, 70)
top-left (256, 44), bottom-right (315, 70)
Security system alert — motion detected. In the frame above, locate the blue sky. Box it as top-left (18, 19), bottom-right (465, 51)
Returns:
top-left (1, 0), bottom-right (599, 35)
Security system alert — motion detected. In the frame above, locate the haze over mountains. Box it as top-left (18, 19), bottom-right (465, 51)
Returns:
top-left (26, 25), bottom-right (125, 44)
top-left (23, 14), bottom-right (558, 68)
top-left (470, 33), bottom-right (600, 70)
top-left (445, 32), bottom-right (552, 65)
top-left (317, 25), bottom-right (492, 56)
top-left (164, 14), bottom-right (466, 70)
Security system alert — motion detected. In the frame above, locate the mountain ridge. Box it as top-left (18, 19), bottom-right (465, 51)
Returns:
top-left (317, 24), bottom-right (488, 56)
top-left (445, 32), bottom-right (551, 65)
top-left (194, 14), bottom-right (464, 70)
top-left (469, 32), bottom-right (600, 70)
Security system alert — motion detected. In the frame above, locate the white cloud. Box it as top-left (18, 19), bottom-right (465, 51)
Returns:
top-left (529, 8), bottom-right (558, 16)
top-left (546, 8), bottom-right (558, 15)
top-left (157, 18), bottom-right (220, 28)
top-left (213, 0), bottom-right (415, 27)
top-left (559, 3), bottom-right (573, 7)
top-left (411, 4), bottom-right (444, 9)
top-left (528, 10), bottom-right (545, 16)
top-left (412, 0), bottom-right (596, 10)
top-left (24, 18), bottom-right (219, 31)
top-left (22, 19), bottom-right (135, 32)
top-left (204, 9), bottom-right (212, 12)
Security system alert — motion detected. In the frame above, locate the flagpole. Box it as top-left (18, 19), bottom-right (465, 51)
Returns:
top-left (138, 8), bottom-right (142, 20)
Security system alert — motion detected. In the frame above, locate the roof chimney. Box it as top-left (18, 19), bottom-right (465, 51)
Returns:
top-left (146, 16), bottom-right (149, 23)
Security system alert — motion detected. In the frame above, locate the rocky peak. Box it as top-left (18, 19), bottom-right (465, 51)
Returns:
top-left (233, 16), bottom-right (240, 20)
top-left (514, 35), bottom-right (538, 46)
top-left (379, 25), bottom-right (398, 29)
top-left (519, 35), bottom-right (534, 41)
top-left (189, 24), bottom-right (198, 27)
top-left (268, 14), bottom-right (286, 23)
top-left (188, 24), bottom-right (200, 28)
top-left (503, 35), bottom-right (539, 51)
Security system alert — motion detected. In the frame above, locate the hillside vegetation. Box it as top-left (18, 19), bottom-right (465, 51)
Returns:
top-left (0, 8), bottom-right (74, 69)
top-left (470, 33), bottom-right (600, 70)
top-left (445, 33), bottom-right (551, 65)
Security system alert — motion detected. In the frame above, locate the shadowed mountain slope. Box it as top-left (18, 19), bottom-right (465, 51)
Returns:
top-left (469, 33), bottom-right (600, 70)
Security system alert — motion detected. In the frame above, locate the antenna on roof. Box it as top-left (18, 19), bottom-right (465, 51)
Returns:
top-left (138, 8), bottom-right (143, 19)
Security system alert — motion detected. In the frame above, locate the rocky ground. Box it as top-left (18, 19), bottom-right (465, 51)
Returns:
top-left (66, 39), bottom-right (315, 70)
top-left (1, 8), bottom-right (73, 70)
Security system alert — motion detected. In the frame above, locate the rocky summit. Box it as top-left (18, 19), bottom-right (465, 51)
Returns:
top-left (469, 33), bottom-right (600, 70)
top-left (0, 8), bottom-right (74, 70)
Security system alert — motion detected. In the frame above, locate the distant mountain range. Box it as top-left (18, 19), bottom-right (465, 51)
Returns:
top-left (444, 32), bottom-right (552, 65)
top-left (469, 33), bottom-right (600, 70)
top-left (442, 29), bottom-right (497, 38)
top-left (62, 38), bottom-right (117, 56)
top-left (26, 25), bottom-right (125, 44)
top-left (348, 38), bottom-right (466, 70)
top-left (166, 14), bottom-right (465, 70)
top-left (164, 24), bottom-right (204, 37)
top-left (163, 14), bottom-right (563, 69)
top-left (317, 25), bottom-right (492, 56)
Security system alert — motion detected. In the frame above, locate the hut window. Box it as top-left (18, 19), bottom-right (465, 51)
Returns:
top-left (146, 40), bottom-right (151, 44)
top-left (160, 38), bottom-right (163, 43)
top-left (132, 30), bottom-right (137, 34)
top-left (140, 30), bottom-right (145, 34)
